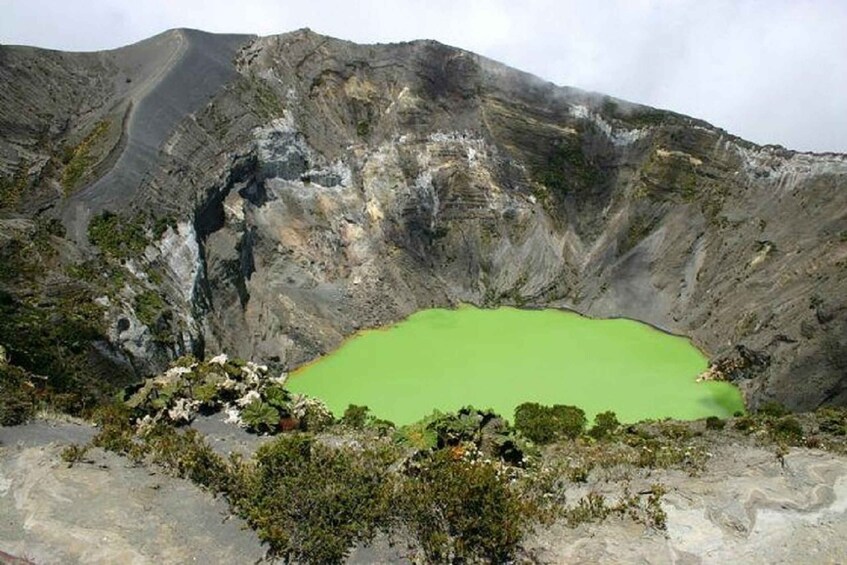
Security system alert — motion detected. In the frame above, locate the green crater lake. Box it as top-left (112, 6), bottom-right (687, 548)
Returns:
top-left (288, 306), bottom-right (744, 426)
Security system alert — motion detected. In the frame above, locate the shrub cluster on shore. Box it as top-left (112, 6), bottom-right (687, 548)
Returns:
top-left (42, 355), bottom-right (845, 563)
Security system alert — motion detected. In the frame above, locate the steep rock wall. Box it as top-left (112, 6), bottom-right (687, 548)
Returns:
top-left (1, 29), bottom-right (845, 410)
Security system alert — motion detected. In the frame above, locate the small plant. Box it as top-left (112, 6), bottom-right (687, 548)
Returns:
top-left (734, 416), bottom-right (757, 433)
top-left (0, 361), bottom-right (37, 426)
top-left (758, 401), bottom-right (790, 418)
top-left (341, 404), bottom-right (370, 429)
top-left (705, 416), bottom-right (726, 430)
top-left (514, 402), bottom-right (587, 444)
top-left (768, 416), bottom-right (804, 444)
top-left (645, 484), bottom-right (668, 530)
top-left (61, 120), bottom-right (110, 192)
top-left (427, 407), bottom-right (526, 464)
top-left (0, 159), bottom-right (30, 208)
top-left (399, 449), bottom-right (534, 563)
top-left (88, 211), bottom-right (149, 259)
top-left (566, 491), bottom-right (609, 526)
top-left (589, 410), bottom-right (621, 440)
top-left (133, 290), bottom-right (166, 325)
top-left (91, 403), bottom-right (137, 454)
top-left (238, 434), bottom-right (396, 563)
top-left (141, 425), bottom-right (232, 492)
top-left (60, 443), bottom-right (89, 466)
top-left (816, 407), bottom-right (846, 436)
top-left (241, 400), bottom-right (280, 433)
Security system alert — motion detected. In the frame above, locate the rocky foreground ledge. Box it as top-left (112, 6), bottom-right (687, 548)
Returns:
top-left (2, 413), bottom-right (847, 564)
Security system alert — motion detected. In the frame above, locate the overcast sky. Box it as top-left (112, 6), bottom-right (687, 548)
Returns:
top-left (2, 0), bottom-right (845, 153)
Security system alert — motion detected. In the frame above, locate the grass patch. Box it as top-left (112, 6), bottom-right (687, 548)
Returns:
top-left (61, 120), bottom-right (110, 193)
top-left (532, 138), bottom-right (601, 200)
top-left (0, 159), bottom-right (31, 209)
top-left (87, 211), bottom-right (149, 260)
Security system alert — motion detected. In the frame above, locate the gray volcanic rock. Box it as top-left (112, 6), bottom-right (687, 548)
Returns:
top-left (0, 422), bottom-right (265, 564)
top-left (1, 28), bottom-right (846, 410)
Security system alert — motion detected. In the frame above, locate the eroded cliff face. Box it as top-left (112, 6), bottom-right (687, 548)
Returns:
top-left (1, 29), bottom-right (846, 410)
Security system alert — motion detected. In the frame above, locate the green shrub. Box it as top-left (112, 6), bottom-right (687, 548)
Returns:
top-left (514, 402), bottom-right (587, 444)
top-left (141, 425), bottom-right (232, 492)
top-left (91, 403), bottom-right (137, 454)
top-left (566, 491), bottom-right (609, 526)
top-left (657, 420), bottom-right (697, 440)
top-left (369, 418), bottom-right (396, 436)
top-left (0, 362), bottom-right (38, 425)
top-left (133, 290), bottom-right (166, 327)
top-left (769, 416), bottom-right (804, 443)
top-left (0, 159), bottom-right (30, 208)
top-left (399, 449), bottom-right (533, 563)
top-left (87, 211), bottom-right (149, 260)
top-left (341, 404), bottom-right (370, 429)
top-left (60, 443), bottom-right (90, 465)
top-left (0, 285), bottom-right (121, 415)
top-left (589, 411), bottom-right (621, 440)
top-left (394, 414), bottom-right (439, 450)
top-left (241, 400), bottom-right (280, 434)
top-left (263, 385), bottom-right (290, 411)
top-left (758, 401), bottom-right (790, 418)
top-left (428, 407), bottom-right (526, 464)
top-left (61, 120), bottom-right (110, 192)
top-left (295, 398), bottom-right (334, 432)
top-left (238, 434), bottom-right (396, 563)
top-left (734, 416), bottom-right (757, 433)
top-left (816, 407), bottom-right (846, 436)
top-left (705, 416), bottom-right (726, 430)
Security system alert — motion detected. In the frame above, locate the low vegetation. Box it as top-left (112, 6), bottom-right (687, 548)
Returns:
top-left (533, 139), bottom-right (601, 199)
top-left (61, 120), bottom-right (111, 193)
top-left (0, 349), bottom-right (38, 426)
top-left (514, 402), bottom-right (586, 443)
top-left (84, 395), bottom-right (546, 563)
top-left (0, 284), bottom-right (127, 415)
top-left (87, 211), bottom-right (150, 260)
top-left (0, 159), bottom-right (31, 209)
top-left (9, 347), bottom-right (847, 563)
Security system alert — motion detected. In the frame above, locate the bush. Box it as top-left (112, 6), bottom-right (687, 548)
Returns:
top-left (91, 403), bottom-right (137, 454)
top-left (566, 492), bottom-right (609, 526)
top-left (733, 416), bottom-right (757, 433)
top-left (141, 425), bottom-right (232, 492)
top-left (589, 411), bottom-right (621, 440)
top-left (294, 397), bottom-right (334, 432)
top-left (87, 211), bottom-right (149, 259)
top-left (241, 400), bottom-right (280, 434)
top-left (399, 449), bottom-right (533, 563)
top-left (816, 407), bottom-right (846, 436)
top-left (428, 407), bottom-right (526, 464)
top-left (0, 362), bottom-right (37, 426)
top-left (341, 404), bottom-right (370, 429)
top-left (238, 434), bottom-right (396, 563)
top-left (705, 416), bottom-right (726, 430)
top-left (769, 416), bottom-right (804, 444)
top-left (61, 120), bottom-right (109, 192)
top-left (60, 443), bottom-right (90, 465)
top-left (758, 401), bottom-right (790, 418)
top-left (0, 286), bottom-right (122, 415)
top-left (514, 402), bottom-right (587, 444)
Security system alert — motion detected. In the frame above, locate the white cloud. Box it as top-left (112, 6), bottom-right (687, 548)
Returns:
top-left (1, 0), bottom-right (845, 152)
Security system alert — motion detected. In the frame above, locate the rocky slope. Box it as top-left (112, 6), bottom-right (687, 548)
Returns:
top-left (1, 28), bottom-right (846, 410)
